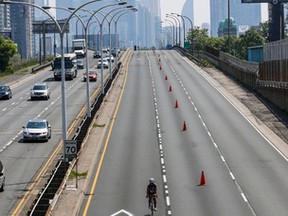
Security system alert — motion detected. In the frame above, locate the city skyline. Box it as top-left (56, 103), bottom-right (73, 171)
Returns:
top-left (161, 0), bottom-right (268, 27)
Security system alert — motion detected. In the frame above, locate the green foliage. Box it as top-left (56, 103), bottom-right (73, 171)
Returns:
top-left (69, 170), bottom-right (87, 179)
top-left (187, 27), bottom-right (209, 57)
top-left (0, 36), bottom-right (17, 72)
top-left (258, 21), bottom-right (269, 42)
top-left (186, 22), bottom-right (267, 60)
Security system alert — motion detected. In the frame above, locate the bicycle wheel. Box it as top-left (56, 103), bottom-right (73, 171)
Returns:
top-left (150, 200), bottom-right (154, 216)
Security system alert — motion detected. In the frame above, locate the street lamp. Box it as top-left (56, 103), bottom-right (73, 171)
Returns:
top-left (42, 6), bottom-right (86, 53)
top-left (1, 0), bottom-right (103, 163)
top-left (166, 14), bottom-right (181, 46)
top-left (172, 13), bottom-right (185, 47)
top-left (165, 17), bottom-right (178, 46)
top-left (164, 20), bottom-right (175, 46)
top-left (84, 2), bottom-right (127, 95)
top-left (100, 5), bottom-right (134, 79)
top-left (228, 0), bottom-right (231, 53)
top-left (162, 27), bottom-right (172, 47)
top-left (76, 15), bottom-right (88, 38)
top-left (178, 15), bottom-right (193, 54)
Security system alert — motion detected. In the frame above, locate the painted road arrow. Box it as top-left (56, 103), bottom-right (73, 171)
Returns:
top-left (110, 209), bottom-right (133, 216)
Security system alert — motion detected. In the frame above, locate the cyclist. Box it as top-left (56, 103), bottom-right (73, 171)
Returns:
top-left (146, 178), bottom-right (158, 211)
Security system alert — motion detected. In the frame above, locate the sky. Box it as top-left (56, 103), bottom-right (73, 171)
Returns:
top-left (160, 0), bottom-right (268, 27)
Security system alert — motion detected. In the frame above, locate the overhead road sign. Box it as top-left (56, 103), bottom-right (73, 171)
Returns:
top-left (33, 19), bottom-right (69, 34)
top-left (242, 0), bottom-right (288, 3)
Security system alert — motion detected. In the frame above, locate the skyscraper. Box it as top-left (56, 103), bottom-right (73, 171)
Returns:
top-left (10, 0), bottom-right (35, 60)
top-left (0, 4), bottom-right (11, 34)
top-left (210, 0), bottom-right (261, 37)
top-left (136, 0), bottom-right (161, 48)
top-left (181, 0), bottom-right (194, 42)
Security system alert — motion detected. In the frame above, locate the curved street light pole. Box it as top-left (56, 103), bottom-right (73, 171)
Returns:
top-left (162, 27), bottom-right (172, 46)
top-left (42, 6), bottom-right (87, 53)
top-left (172, 13), bottom-right (185, 47)
top-left (113, 8), bottom-right (137, 68)
top-left (161, 21), bottom-right (173, 46)
top-left (1, 0), bottom-right (102, 163)
top-left (83, 2), bottom-right (127, 97)
top-left (164, 20), bottom-right (175, 46)
top-left (181, 15), bottom-right (194, 54)
top-left (165, 17), bottom-right (178, 45)
top-left (102, 6), bottom-right (134, 79)
top-left (76, 15), bottom-right (88, 38)
top-left (167, 14), bottom-right (181, 46)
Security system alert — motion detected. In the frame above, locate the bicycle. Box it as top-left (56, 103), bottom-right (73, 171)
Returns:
top-left (148, 194), bottom-right (156, 216)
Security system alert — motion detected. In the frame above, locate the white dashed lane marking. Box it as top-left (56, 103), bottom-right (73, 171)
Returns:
top-left (147, 52), bottom-right (172, 215)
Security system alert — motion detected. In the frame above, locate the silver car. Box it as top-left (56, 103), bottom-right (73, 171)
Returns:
top-left (30, 83), bottom-right (50, 100)
top-left (22, 119), bottom-right (51, 142)
top-left (0, 160), bottom-right (5, 192)
top-left (97, 59), bottom-right (109, 69)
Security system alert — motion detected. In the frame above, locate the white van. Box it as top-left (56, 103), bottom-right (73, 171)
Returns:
top-left (0, 160), bottom-right (5, 192)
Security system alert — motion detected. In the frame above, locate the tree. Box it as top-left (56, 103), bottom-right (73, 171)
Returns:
top-left (187, 27), bottom-right (209, 57)
top-left (257, 21), bottom-right (269, 42)
top-left (0, 36), bottom-right (17, 72)
top-left (237, 28), bottom-right (266, 59)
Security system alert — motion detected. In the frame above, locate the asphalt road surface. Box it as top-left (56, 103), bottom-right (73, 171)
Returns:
top-left (0, 51), bottom-right (112, 215)
top-left (80, 50), bottom-right (288, 216)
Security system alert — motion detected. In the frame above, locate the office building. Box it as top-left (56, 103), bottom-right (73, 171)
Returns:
top-left (0, 4), bottom-right (11, 36)
top-left (181, 0), bottom-right (194, 36)
top-left (10, 0), bottom-right (35, 60)
top-left (210, 0), bottom-right (261, 37)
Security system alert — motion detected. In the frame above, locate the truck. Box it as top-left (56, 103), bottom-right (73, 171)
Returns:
top-left (53, 53), bottom-right (78, 80)
top-left (72, 39), bottom-right (86, 58)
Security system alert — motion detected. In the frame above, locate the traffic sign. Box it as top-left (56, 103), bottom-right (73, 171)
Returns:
top-left (64, 140), bottom-right (77, 160)
top-left (241, 0), bottom-right (288, 3)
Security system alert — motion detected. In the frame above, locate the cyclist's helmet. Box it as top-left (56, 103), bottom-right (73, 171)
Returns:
top-left (149, 178), bottom-right (155, 184)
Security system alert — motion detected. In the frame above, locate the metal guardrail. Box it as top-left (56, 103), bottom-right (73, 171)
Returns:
top-left (31, 62), bottom-right (52, 73)
top-left (220, 52), bottom-right (259, 75)
top-left (257, 80), bottom-right (288, 89)
top-left (172, 46), bottom-right (201, 64)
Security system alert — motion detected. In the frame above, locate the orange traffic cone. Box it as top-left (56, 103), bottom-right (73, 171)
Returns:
top-left (182, 121), bottom-right (187, 131)
top-left (169, 85), bottom-right (172, 92)
top-left (199, 171), bottom-right (206, 186)
top-left (165, 75), bottom-right (168, 80)
top-left (175, 100), bottom-right (179, 108)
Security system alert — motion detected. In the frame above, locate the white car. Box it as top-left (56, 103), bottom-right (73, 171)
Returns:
top-left (30, 83), bottom-right (50, 100)
top-left (22, 119), bottom-right (51, 142)
top-left (0, 160), bottom-right (5, 192)
top-left (103, 55), bottom-right (114, 63)
top-left (97, 59), bottom-right (109, 69)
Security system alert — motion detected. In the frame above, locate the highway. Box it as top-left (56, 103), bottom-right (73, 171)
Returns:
top-left (0, 51), bottom-right (111, 215)
top-left (80, 50), bottom-right (288, 216)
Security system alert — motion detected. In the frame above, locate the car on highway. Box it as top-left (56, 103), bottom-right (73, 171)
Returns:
top-left (93, 50), bottom-right (101, 58)
top-left (0, 160), bottom-right (5, 192)
top-left (103, 55), bottom-right (114, 63)
top-left (97, 59), bottom-right (109, 69)
top-left (111, 48), bottom-right (120, 57)
top-left (77, 59), bottom-right (84, 69)
top-left (22, 119), bottom-right (51, 142)
top-left (0, 85), bottom-right (12, 100)
top-left (30, 83), bottom-right (50, 100)
top-left (83, 70), bottom-right (97, 82)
